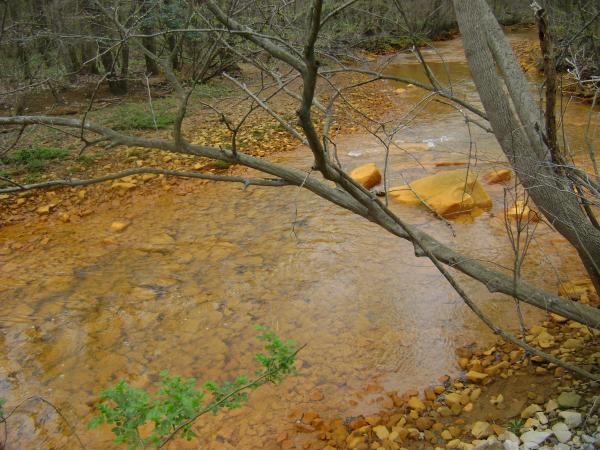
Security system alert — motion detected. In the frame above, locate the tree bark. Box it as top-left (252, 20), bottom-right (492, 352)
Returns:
top-left (453, 0), bottom-right (600, 293)
top-left (535, 6), bottom-right (558, 164)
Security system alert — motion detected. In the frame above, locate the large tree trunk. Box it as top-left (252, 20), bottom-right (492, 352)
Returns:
top-left (453, 0), bottom-right (600, 291)
top-left (81, 41), bottom-right (100, 75)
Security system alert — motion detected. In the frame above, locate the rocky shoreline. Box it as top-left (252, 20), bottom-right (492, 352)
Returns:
top-left (296, 286), bottom-right (599, 450)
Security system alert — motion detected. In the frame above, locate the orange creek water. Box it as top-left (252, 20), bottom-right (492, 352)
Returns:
top-left (0, 32), bottom-right (599, 449)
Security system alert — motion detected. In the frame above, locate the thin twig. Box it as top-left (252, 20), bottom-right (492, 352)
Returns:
top-left (0, 396), bottom-right (85, 450)
top-left (158, 344), bottom-right (306, 448)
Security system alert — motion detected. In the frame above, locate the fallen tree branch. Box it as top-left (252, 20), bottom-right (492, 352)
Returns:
top-left (329, 164), bottom-right (598, 380)
top-left (0, 167), bottom-right (290, 193)
top-left (1, 114), bottom-right (599, 329)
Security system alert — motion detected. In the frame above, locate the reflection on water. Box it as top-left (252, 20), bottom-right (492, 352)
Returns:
top-left (0, 33), bottom-right (597, 449)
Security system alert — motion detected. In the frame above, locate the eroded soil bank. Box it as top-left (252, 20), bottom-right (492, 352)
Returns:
top-left (0, 31), bottom-right (599, 449)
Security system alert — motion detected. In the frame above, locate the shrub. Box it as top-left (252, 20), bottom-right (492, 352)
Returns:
top-left (110, 103), bottom-right (177, 130)
top-left (89, 327), bottom-right (298, 449)
top-left (2, 146), bottom-right (69, 172)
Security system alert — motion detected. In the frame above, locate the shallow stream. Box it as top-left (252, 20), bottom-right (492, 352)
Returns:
top-left (0, 32), bottom-right (598, 449)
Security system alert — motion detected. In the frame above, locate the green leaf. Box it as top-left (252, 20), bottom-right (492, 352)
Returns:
top-left (89, 327), bottom-right (298, 449)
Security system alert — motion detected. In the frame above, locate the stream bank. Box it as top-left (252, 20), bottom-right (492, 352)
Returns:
top-left (297, 311), bottom-right (600, 450)
top-left (0, 31), bottom-right (599, 450)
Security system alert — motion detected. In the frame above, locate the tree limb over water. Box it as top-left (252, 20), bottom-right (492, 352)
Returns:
top-left (1, 0), bottom-right (600, 380)
top-left (1, 113), bottom-right (598, 334)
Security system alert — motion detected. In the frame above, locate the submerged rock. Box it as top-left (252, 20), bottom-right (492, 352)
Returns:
top-left (435, 161), bottom-right (468, 167)
top-left (484, 169), bottom-right (512, 184)
top-left (36, 204), bottom-right (55, 215)
top-left (558, 278), bottom-right (594, 300)
top-left (389, 169), bottom-right (492, 218)
top-left (349, 163), bottom-right (382, 189)
top-left (505, 200), bottom-right (539, 222)
top-left (110, 221), bottom-right (129, 232)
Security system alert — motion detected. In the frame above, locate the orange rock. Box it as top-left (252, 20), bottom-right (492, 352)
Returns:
top-left (389, 392), bottom-right (403, 407)
top-left (438, 375), bottom-right (450, 383)
top-left (110, 221), bottom-right (130, 232)
top-left (364, 383), bottom-right (382, 393)
top-left (484, 361), bottom-right (509, 375)
top-left (448, 425), bottom-right (463, 438)
top-left (434, 161), bottom-right (468, 167)
top-left (405, 389), bottom-right (419, 398)
top-left (407, 396), bottom-right (426, 411)
top-left (276, 431), bottom-right (288, 443)
top-left (434, 386), bottom-right (446, 395)
top-left (505, 200), bottom-right (539, 222)
top-left (309, 389), bottom-right (324, 401)
top-left (536, 331), bottom-right (555, 349)
top-left (295, 422), bottom-right (315, 433)
top-left (378, 395), bottom-right (394, 409)
top-left (302, 411), bottom-right (319, 424)
top-left (36, 204), bottom-right (54, 215)
top-left (331, 424), bottom-right (348, 442)
top-left (484, 169), bottom-right (512, 184)
top-left (365, 415), bottom-right (382, 426)
top-left (389, 169), bottom-right (492, 218)
top-left (466, 370), bottom-right (489, 383)
top-left (415, 417), bottom-right (433, 430)
top-left (424, 387), bottom-right (436, 401)
top-left (491, 424), bottom-right (506, 436)
top-left (349, 163), bottom-right (382, 189)
top-left (350, 417), bottom-right (367, 430)
top-left (444, 393), bottom-right (462, 407)
top-left (111, 181), bottom-right (137, 191)
top-left (550, 313), bottom-right (568, 323)
top-left (346, 434), bottom-right (366, 448)
top-left (558, 278), bottom-right (594, 299)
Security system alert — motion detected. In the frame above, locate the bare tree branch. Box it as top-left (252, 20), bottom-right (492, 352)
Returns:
top-left (0, 167), bottom-right (290, 193)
